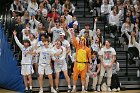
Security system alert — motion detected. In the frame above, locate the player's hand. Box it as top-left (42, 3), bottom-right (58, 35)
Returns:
top-left (13, 31), bottom-right (17, 36)
top-left (102, 63), bottom-right (107, 68)
top-left (93, 72), bottom-right (97, 77)
top-left (108, 63), bottom-right (113, 68)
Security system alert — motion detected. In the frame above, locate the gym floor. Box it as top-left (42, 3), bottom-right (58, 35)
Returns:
top-left (0, 89), bottom-right (140, 93)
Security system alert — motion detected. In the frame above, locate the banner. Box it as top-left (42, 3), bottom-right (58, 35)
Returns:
top-left (0, 23), bottom-right (24, 92)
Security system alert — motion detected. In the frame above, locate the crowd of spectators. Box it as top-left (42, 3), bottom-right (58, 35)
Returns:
top-left (8, 0), bottom-right (140, 93)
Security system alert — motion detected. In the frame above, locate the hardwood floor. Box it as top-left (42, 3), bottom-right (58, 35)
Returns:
top-left (0, 89), bottom-right (140, 93)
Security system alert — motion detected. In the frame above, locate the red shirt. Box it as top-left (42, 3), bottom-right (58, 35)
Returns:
top-left (47, 12), bottom-right (59, 22)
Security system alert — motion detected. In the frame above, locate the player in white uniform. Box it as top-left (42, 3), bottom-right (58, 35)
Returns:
top-left (34, 40), bottom-right (57, 93)
top-left (13, 31), bottom-right (34, 93)
top-left (52, 39), bottom-right (71, 92)
top-left (59, 32), bottom-right (71, 55)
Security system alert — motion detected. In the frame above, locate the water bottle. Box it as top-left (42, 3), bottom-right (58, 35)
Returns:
top-left (137, 69), bottom-right (140, 77)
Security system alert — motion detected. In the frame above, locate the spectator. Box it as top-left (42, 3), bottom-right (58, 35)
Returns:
top-left (59, 32), bottom-right (72, 74)
top-left (83, 30), bottom-right (92, 47)
top-left (43, 0), bottom-right (52, 13)
top-left (101, 0), bottom-right (112, 23)
top-left (47, 7), bottom-right (60, 22)
top-left (52, 0), bottom-right (62, 15)
top-left (68, 15), bottom-right (80, 29)
top-left (70, 31), bottom-right (92, 92)
top-left (35, 10), bottom-right (42, 21)
top-left (29, 15), bottom-right (40, 35)
top-left (102, 0), bottom-right (114, 7)
top-left (38, 2), bottom-right (48, 17)
top-left (13, 31), bottom-right (34, 93)
top-left (121, 17), bottom-right (134, 44)
top-left (52, 39), bottom-right (71, 92)
top-left (15, 16), bottom-right (24, 41)
top-left (124, 0), bottom-right (133, 9)
top-left (34, 40), bottom-right (57, 93)
top-left (40, 14), bottom-right (55, 31)
top-left (36, 23), bottom-right (47, 41)
top-left (20, 0), bottom-right (28, 10)
top-left (10, 0), bottom-right (24, 15)
top-left (109, 6), bottom-right (122, 38)
top-left (132, 35), bottom-right (140, 58)
top-left (89, 0), bottom-right (102, 17)
top-left (67, 21), bottom-right (79, 42)
top-left (91, 37), bottom-right (102, 52)
top-left (29, 33), bottom-right (38, 76)
top-left (27, 0), bottom-right (38, 16)
top-left (111, 60), bottom-right (120, 92)
top-left (97, 39), bottom-right (116, 92)
top-left (134, 0), bottom-right (140, 12)
top-left (124, 9), bottom-right (133, 23)
top-left (124, 29), bottom-right (139, 64)
top-left (79, 23), bottom-right (93, 39)
top-left (63, 9), bottom-right (73, 25)
top-left (48, 20), bottom-right (64, 43)
top-left (116, 0), bottom-right (124, 20)
top-left (59, 32), bottom-right (71, 55)
top-left (135, 12), bottom-right (140, 19)
top-left (36, 34), bottom-right (48, 47)
top-left (21, 27), bottom-right (31, 40)
top-left (11, 11), bottom-right (18, 32)
top-left (93, 18), bottom-right (104, 44)
top-left (135, 17), bottom-right (140, 42)
top-left (21, 11), bottom-right (31, 25)
top-left (62, 0), bottom-right (75, 15)
top-left (85, 51), bottom-right (100, 91)
top-left (60, 15), bottom-right (68, 32)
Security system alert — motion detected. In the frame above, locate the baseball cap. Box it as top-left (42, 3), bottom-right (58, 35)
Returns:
top-left (60, 32), bottom-right (65, 36)
top-left (73, 21), bottom-right (78, 25)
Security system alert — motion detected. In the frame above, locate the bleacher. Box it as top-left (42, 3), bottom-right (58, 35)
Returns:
top-left (0, 0), bottom-right (140, 92)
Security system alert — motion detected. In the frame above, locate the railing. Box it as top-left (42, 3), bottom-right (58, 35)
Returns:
top-left (116, 51), bottom-right (129, 78)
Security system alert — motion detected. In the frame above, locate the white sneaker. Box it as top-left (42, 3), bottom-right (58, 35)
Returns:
top-left (117, 87), bottom-right (120, 91)
top-left (67, 88), bottom-right (72, 93)
top-left (51, 88), bottom-right (57, 93)
top-left (71, 88), bottom-right (76, 92)
top-left (112, 88), bottom-right (117, 92)
top-left (97, 85), bottom-right (100, 92)
top-left (110, 33), bottom-right (115, 38)
top-left (81, 89), bottom-right (87, 92)
top-left (108, 87), bottom-right (111, 92)
top-left (90, 10), bottom-right (93, 13)
top-left (39, 89), bottom-right (43, 93)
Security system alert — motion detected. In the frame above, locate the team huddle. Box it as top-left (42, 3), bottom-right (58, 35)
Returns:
top-left (13, 27), bottom-right (120, 93)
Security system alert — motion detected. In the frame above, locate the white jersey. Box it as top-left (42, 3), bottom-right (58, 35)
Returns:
top-left (51, 27), bottom-right (64, 42)
top-left (14, 36), bottom-right (33, 65)
top-left (36, 46), bottom-right (52, 65)
top-left (62, 39), bottom-right (70, 48)
top-left (52, 46), bottom-right (66, 62)
top-left (62, 39), bottom-right (71, 56)
top-left (52, 46), bottom-right (67, 72)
